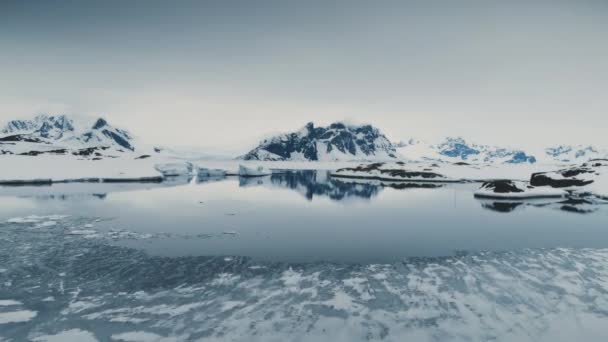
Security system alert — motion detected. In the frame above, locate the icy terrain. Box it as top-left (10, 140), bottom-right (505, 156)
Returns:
top-left (1, 214), bottom-right (608, 341)
top-left (396, 137), bottom-right (608, 165)
top-left (0, 115), bottom-right (196, 184)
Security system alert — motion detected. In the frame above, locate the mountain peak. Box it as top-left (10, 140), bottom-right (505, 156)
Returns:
top-left (92, 118), bottom-right (108, 130)
top-left (243, 122), bottom-right (396, 161)
top-left (0, 114), bottom-right (135, 152)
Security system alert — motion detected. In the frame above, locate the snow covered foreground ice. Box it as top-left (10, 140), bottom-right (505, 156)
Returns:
top-left (2, 215), bottom-right (608, 341)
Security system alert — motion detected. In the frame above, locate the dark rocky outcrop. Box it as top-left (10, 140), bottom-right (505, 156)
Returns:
top-left (0, 134), bottom-right (47, 143)
top-left (530, 171), bottom-right (594, 188)
top-left (478, 180), bottom-right (524, 194)
top-left (243, 122), bottom-right (396, 161)
top-left (333, 163), bottom-right (446, 181)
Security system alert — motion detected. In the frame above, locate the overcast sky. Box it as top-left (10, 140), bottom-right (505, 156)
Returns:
top-left (1, 0), bottom-right (607, 151)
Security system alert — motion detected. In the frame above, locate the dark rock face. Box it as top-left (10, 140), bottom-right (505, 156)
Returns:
top-left (530, 170), bottom-right (594, 188)
top-left (334, 163), bottom-right (446, 180)
top-left (19, 149), bottom-right (68, 156)
top-left (92, 118), bottom-right (108, 130)
top-left (102, 129), bottom-right (134, 151)
top-left (0, 134), bottom-right (46, 143)
top-left (72, 146), bottom-right (109, 156)
top-left (479, 180), bottom-right (524, 193)
top-left (243, 122), bottom-right (396, 161)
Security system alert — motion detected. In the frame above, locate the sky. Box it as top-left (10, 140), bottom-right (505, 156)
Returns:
top-left (1, 0), bottom-right (607, 151)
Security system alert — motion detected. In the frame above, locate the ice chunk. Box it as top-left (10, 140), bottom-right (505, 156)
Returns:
top-left (33, 221), bottom-right (57, 228)
top-left (31, 329), bottom-right (98, 342)
top-left (6, 215), bottom-right (68, 224)
top-left (0, 310), bottom-right (37, 324)
top-left (0, 300), bottom-right (21, 306)
top-left (154, 162), bottom-right (193, 177)
top-left (67, 229), bottom-right (97, 236)
top-left (238, 164), bottom-right (271, 177)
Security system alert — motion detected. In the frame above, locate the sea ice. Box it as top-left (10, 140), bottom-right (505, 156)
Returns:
top-left (0, 310), bottom-right (37, 324)
top-left (30, 329), bottom-right (98, 342)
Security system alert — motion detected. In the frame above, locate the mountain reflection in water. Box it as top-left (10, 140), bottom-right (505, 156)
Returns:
top-left (237, 170), bottom-right (443, 201)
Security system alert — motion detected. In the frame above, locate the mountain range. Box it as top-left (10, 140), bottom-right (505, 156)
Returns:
top-left (2, 115), bottom-right (606, 164)
top-left (0, 115), bottom-right (135, 154)
top-left (396, 138), bottom-right (608, 164)
top-left (243, 122), bottom-right (607, 164)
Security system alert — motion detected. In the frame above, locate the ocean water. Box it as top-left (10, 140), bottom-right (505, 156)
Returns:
top-left (1, 171), bottom-right (607, 341)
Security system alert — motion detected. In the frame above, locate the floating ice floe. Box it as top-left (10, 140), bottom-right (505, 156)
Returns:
top-left (0, 310), bottom-right (37, 324)
top-left (154, 162), bottom-right (193, 177)
top-left (0, 300), bottom-right (21, 306)
top-left (33, 221), bottom-right (58, 228)
top-left (474, 180), bottom-right (567, 199)
top-left (6, 215), bottom-right (69, 224)
top-left (238, 164), bottom-right (271, 177)
top-left (110, 331), bottom-right (182, 342)
top-left (66, 229), bottom-right (98, 236)
top-left (30, 329), bottom-right (98, 342)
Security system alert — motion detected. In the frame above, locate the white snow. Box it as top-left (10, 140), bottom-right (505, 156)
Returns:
top-left (33, 221), bottom-right (58, 228)
top-left (0, 155), bottom-right (164, 183)
top-left (30, 329), bottom-right (98, 342)
top-left (6, 215), bottom-right (69, 224)
top-left (66, 229), bottom-right (97, 236)
top-left (154, 162), bottom-right (193, 177)
top-left (0, 300), bottom-right (21, 306)
top-left (533, 159), bottom-right (608, 198)
top-left (0, 310), bottom-right (37, 324)
top-left (0, 114), bottom-right (133, 152)
top-left (111, 331), bottom-right (182, 342)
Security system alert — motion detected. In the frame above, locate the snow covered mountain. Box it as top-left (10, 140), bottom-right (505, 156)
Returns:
top-left (242, 122), bottom-right (397, 161)
top-left (396, 137), bottom-right (537, 164)
top-left (397, 137), bottom-right (608, 165)
top-left (544, 145), bottom-right (608, 163)
top-left (0, 114), bottom-right (135, 153)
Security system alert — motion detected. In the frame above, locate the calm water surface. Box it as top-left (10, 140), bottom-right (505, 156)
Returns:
top-left (1, 170), bottom-right (606, 263)
top-left (1, 171), bottom-right (607, 341)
